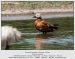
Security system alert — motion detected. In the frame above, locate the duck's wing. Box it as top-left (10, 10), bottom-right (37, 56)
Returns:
top-left (41, 20), bottom-right (49, 27)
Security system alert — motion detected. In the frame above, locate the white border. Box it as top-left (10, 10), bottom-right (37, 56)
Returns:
top-left (1, 0), bottom-right (75, 1)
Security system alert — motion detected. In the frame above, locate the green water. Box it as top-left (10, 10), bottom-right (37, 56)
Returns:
top-left (2, 17), bottom-right (74, 50)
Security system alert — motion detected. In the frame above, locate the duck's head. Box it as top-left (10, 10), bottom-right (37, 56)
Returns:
top-left (33, 13), bottom-right (41, 19)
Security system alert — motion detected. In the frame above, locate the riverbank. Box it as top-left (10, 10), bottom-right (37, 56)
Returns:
top-left (2, 8), bottom-right (73, 16)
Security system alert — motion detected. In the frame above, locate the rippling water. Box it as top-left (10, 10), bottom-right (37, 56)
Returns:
top-left (2, 17), bottom-right (74, 50)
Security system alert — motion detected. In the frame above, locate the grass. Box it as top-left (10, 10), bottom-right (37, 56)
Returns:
top-left (2, 1), bottom-right (73, 10)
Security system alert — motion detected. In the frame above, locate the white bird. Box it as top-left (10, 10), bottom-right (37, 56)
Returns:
top-left (1, 26), bottom-right (21, 50)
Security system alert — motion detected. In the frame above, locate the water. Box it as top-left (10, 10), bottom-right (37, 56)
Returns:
top-left (2, 12), bottom-right (73, 21)
top-left (1, 17), bottom-right (74, 50)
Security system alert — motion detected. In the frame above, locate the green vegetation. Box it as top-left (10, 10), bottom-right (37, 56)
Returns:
top-left (2, 1), bottom-right (73, 11)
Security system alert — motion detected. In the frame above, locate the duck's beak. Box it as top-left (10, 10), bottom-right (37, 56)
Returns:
top-left (33, 16), bottom-right (36, 18)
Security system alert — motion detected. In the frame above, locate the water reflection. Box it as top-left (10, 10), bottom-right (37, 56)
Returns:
top-left (35, 34), bottom-right (54, 50)
top-left (10, 32), bottom-right (73, 50)
top-left (35, 33), bottom-right (73, 50)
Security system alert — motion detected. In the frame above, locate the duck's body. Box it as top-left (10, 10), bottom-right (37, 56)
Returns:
top-left (33, 13), bottom-right (58, 34)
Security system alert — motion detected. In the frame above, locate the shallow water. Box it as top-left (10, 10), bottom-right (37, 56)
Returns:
top-left (2, 12), bottom-right (73, 21)
top-left (2, 17), bottom-right (74, 50)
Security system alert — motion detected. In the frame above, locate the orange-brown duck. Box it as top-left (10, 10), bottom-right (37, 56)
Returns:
top-left (33, 13), bottom-right (58, 34)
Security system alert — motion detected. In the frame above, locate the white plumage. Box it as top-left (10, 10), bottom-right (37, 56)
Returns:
top-left (35, 13), bottom-right (41, 18)
top-left (1, 26), bottom-right (21, 50)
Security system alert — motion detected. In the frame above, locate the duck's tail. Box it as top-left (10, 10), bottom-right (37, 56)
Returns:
top-left (49, 24), bottom-right (58, 31)
top-left (53, 24), bottom-right (58, 30)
